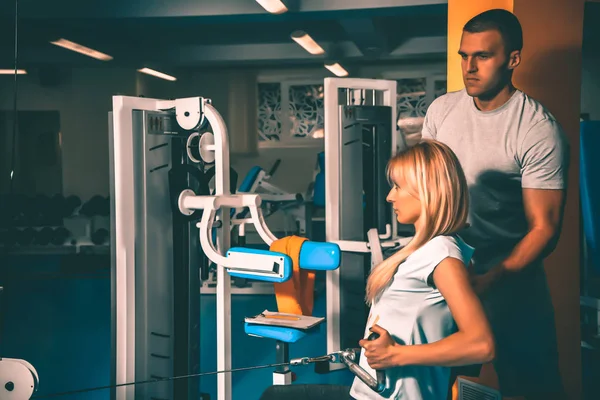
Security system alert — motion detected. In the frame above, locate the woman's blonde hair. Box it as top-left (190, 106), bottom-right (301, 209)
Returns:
top-left (365, 139), bottom-right (470, 305)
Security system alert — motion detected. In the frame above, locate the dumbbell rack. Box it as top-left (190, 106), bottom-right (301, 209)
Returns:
top-left (0, 193), bottom-right (110, 255)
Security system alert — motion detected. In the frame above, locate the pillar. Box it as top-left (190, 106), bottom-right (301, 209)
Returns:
top-left (447, 0), bottom-right (585, 398)
top-left (512, 1), bottom-right (584, 398)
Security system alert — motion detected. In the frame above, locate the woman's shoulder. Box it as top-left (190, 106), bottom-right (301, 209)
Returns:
top-left (412, 235), bottom-right (474, 265)
top-left (423, 235), bottom-right (460, 251)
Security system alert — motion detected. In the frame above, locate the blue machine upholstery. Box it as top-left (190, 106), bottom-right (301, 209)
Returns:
top-left (299, 241), bottom-right (340, 270)
top-left (241, 240), bottom-right (340, 342)
top-left (313, 152), bottom-right (325, 208)
top-left (239, 166), bottom-right (263, 193)
top-left (244, 323), bottom-right (310, 343)
top-left (227, 242), bottom-right (340, 282)
top-left (581, 121), bottom-right (600, 274)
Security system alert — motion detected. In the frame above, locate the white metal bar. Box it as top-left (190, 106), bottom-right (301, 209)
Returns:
top-left (332, 236), bottom-right (412, 253)
top-left (260, 194), bottom-right (299, 202)
top-left (112, 96), bottom-right (177, 400)
top-left (379, 224), bottom-right (392, 239)
top-left (367, 229), bottom-right (384, 268)
top-left (196, 209), bottom-right (230, 267)
top-left (248, 170), bottom-right (267, 193)
top-left (324, 78), bottom-right (342, 360)
top-left (324, 77), bottom-right (399, 359)
top-left (259, 181), bottom-right (288, 195)
top-left (203, 102), bottom-right (232, 400)
top-left (249, 203), bottom-right (278, 246)
top-left (182, 193), bottom-right (262, 211)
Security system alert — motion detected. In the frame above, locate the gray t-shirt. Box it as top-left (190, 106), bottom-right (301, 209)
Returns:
top-left (421, 89), bottom-right (569, 319)
top-left (421, 88), bottom-right (569, 274)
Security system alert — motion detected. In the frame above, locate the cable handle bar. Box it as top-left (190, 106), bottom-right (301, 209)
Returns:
top-left (291, 332), bottom-right (386, 394)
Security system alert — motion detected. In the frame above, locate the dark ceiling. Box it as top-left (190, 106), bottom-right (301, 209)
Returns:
top-left (0, 0), bottom-right (449, 70)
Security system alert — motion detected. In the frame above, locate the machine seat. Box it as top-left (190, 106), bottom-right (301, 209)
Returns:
top-left (244, 322), bottom-right (321, 344)
top-left (235, 241), bottom-right (337, 344)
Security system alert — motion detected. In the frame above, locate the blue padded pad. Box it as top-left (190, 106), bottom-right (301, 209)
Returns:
top-left (313, 152), bottom-right (325, 208)
top-left (244, 323), bottom-right (308, 343)
top-left (300, 241), bottom-right (340, 270)
top-left (226, 247), bottom-right (292, 283)
top-left (232, 166), bottom-right (263, 218)
top-left (317, 151), bottom-right (325, 170)
top-left (313, 174), bottom-right (325, 207)
top-left (239, 166), bottom-right (263, 193)
top-left (581, 121), bottom-right (600, 274)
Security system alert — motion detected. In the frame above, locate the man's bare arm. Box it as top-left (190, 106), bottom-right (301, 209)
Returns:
top-left (486, 188), bottom-right (566, 282)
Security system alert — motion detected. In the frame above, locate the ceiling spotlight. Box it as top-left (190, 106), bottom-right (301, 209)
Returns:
top-left (0, 69), bottom-right (27, 75)
top-left (137, 67), bottom-right (177, 82)
top-left (50, 38), bottom-right (113, 61)
top-left (255, 0), bottom-right (288, 14)
top-left (291, 30), bottom-right (325, 55)
top-left (325, 62), bottom-right (349, 77)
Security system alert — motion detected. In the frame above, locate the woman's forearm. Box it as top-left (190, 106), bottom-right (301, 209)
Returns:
top-left (393, 332), bottom-right (495, 367)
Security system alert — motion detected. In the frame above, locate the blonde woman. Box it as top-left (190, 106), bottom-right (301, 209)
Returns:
top-left (261, 140), bottom-right (494, 400)
top-left (350, 139), bottom-right (495, 399)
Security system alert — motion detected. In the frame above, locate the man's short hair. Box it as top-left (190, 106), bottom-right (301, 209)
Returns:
top-left (463, 9), bottom-right (523, 53)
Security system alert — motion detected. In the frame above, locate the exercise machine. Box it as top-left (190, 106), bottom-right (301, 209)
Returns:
top-left (108, 74), bottom-right (420, 399)
top-left (0, 358), bottom-right (39, 400)
top-left (108, 84), bottom-right (408, 399)
top-left (322, 77), bottom-right (411, 365)
top-left (235, 160), bottom-right (312, 237)
top-left (0, 287), bottom-right (39, 400)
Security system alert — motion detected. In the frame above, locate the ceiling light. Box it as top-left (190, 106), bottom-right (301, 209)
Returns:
top-left (0, 69), bottom-right (27, 75)
top-left (137, 68), bottom-right (177, 82)
top-left (50, 38), bottom-right (113, 61)
top-left (312, 128), bottom-right (324, 139)
top-left (325, 62), bottom-right (349, 77)
top-left (291, 31), bottom-right (325, 55)
top-left (255, 0), bottom-right (288, 14)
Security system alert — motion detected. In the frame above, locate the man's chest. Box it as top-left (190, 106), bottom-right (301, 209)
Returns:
top-left (433, 115), bottom-right (522, 183)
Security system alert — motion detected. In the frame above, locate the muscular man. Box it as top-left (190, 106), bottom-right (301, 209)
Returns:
top-left (421, 9), bottom-right (570, 400)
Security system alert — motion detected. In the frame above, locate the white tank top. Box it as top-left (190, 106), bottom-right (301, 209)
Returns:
top-left (349, 235), bottom-right (474, 400)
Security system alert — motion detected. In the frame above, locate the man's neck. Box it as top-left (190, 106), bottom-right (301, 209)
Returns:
top-left (473, 84), bottom-right (517, 112)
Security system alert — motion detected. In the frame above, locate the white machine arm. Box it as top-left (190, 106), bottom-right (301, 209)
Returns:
top-left (334, 234), bottom-right (412, 254)
top-left (333, 225), bottom-right (413, 270)
top-left (178, 190), bottom-right (278, 269)
top-left (0, 358), bottom-right (39, 400)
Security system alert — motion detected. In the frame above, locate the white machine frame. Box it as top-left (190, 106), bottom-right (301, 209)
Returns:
top-left (112, 96), bottom-right (314, 400)
top-left (323, 77), bottom-right (407, 361)
top-left (112, 96), bottom-right (238, 400)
